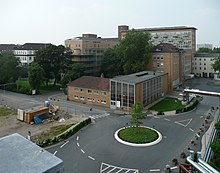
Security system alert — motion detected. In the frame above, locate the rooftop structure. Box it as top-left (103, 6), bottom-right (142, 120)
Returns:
top-left (0, 133), bottom-right (64, 173)
top-left (112, 71), bottom-right (166, 84)
top-left (68, 76), bottom-right (110, 91)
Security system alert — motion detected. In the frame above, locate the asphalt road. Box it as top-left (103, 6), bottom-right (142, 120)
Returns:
top-left (0, 77), bottom-right (219, 173)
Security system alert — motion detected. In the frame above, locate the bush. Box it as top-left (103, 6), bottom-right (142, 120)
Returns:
top-left (36, 118), bottom-right (92, 147)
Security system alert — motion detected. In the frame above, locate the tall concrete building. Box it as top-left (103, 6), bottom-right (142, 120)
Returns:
top-left (65, 34), bottom-right (118, 75)
top-left (119, 25), bottom-right (197, 77)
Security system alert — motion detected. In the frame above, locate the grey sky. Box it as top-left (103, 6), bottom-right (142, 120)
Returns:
top-left (1, 0), bottom-right (219, 47)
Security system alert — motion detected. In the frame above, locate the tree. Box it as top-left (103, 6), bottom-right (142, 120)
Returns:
top-left (197, 47), bottom-right (212, 53)
top-left (35, 45), bottom-right (72, 86)
top-left (0, 52), bottom-right (20, 84)
top-left (28, 62), bottom-right (44, 90)
top-left (60, 63), bottom-right (85, 86)
top-left (130, 102), bottom-right (144, 127)
top-left (213, 47), bottom-right (220, 53)
top-left (215, 121), bottom-right (220, 133)
top-left (101, 30), bottom-right (152, 77)
top-left (212, 56), bottom-right (220, 73)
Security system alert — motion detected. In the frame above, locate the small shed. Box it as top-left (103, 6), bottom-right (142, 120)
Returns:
top-left (17, 106), bottom-right (49, 123)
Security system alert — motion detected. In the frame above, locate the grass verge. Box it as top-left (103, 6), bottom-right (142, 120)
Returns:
top-left (31, 124), bottom-right (74, 142)
top-left (118, 127), bottom-right (158, 143)
top-left (150, 98), bottom-right (184, 112)
top-left (0, 107), bottom-right (16, 117)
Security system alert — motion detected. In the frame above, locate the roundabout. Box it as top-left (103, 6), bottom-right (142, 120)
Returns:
top-left (114, 126), bottom-right (162, 147)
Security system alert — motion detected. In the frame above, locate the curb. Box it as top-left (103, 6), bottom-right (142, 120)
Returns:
top-left (114, 126), bottom-right (162, 147)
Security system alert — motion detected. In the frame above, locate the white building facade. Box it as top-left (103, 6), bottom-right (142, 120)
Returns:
top-left (193, 53), bottom-right (220, 78)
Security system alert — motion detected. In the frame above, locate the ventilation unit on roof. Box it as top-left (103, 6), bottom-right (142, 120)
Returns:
top-left (136, 72), bottom-right (149, 77)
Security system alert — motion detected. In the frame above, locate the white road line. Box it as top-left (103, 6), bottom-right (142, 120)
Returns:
top-left (60, 140), bottom-right (69, 148)
top-left (77, 136), bottom-right (79, 141)
top-left (163, 136), bottom-right (167, 138)
top-left (81, 149), bottom-right (85, 154)
top-left (77, 142), bottom-right (80, 147)
top-left (171, 166), bottom-right (177, 170)
top-left (149, 169), bottom-right (160, 172)
top-left (154, 116), bottom-right (160, 119)
top-left (164, 118), bottom-right (170, 121)
top-left (196, 133), bottom-right (200, 138)
top-left (88, 156), bottom-right (95, 160)
top-left (175, 121), bottom-right (186, 127)
top-left (53, 151), bottom-right (57, 155)
top-left (89, 116), bottom-right (96, 120)
top-left (185, 118), bottom-right (192, 127)
top-left (189, 128), bottom-right (194, 132)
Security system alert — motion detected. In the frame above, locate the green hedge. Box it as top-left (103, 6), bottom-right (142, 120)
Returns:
top-left (36, 118), bottom-right (91, 147)
top-left (176, 100), bottom-right (199, 114)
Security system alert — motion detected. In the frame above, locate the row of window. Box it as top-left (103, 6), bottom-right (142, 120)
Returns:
top-left (74, 95), bottom-right (106, 104)
top-left (194, 67), bottom-right (207, 70)
top-left (153, 62), bottom-right (164, 68)
top-left (74, 87), bottom-right (107, 95)
top-left (153, 56), bottom-right (164, 60)
top-left (14, 50), bottom-right (35, 55)
top-left (19, 56), bottom-right (34, 61)
top-left (194, 58), bottom-right (215, 61)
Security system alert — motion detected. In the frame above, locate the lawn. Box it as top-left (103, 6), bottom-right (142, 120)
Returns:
top-left (0, 107), bottom-right (16, 117)
top-left (149, 98), bottom-right (185, 112)
top-left (118, 127), bottom-right (158, 143)
top-left (31, 124), bottom-right (74, 142)
top-left (16, 80), bottom-right (61, 94)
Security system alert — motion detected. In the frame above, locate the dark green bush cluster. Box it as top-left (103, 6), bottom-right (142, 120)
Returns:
top-left (36, 118), bottom-right (91, 147)
top-left (176, 100), bottom-right (199, 114)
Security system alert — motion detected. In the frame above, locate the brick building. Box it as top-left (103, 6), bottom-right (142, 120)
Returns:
top-left (67, 76), bottom-right (110, 107)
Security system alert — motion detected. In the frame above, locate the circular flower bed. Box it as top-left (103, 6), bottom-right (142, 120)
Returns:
top-left (114, 126), bottom-right (162, 147)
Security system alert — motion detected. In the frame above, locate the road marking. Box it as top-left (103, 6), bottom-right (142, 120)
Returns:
top-left (175, 118), bottom-right (192, 127)
top-left (150, 169), bottom-right (160, 172)
top-left (175, 121), bottom-right (186, 127)
top-left (171, 166), bottom-right (177, 170)
top-left (81, 149), bottom-right (85, 154)
top-left (189, 128), bottom-right (194, 132)
top-left (163, 136), bottom-right (167, 138)
top-left (164, 118), bottom-right (170, 121)
top-left (196, 133), bottom-right (200, 138)
top-left (154, 116), bottom-right (160, 119)
top-left (89, 116), bottom-right (96, 119)
top-left (200, 116), bottom-right (203, 118)
top-left (100, 162), bottom-right (139, 173)
top-left (53, 151), bottom-right (57, 155)
top-left (88, 156), bottom-right (95, 160)
top-left (60, 140), bottom-right (69, 148)
top-left (77, 136), bottom-right (79, 141)
top-left (77, 142), bottom-right (80, 147)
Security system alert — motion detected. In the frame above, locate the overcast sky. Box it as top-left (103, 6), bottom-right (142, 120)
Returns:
top-left (1, 0), bottom-right (219, 47)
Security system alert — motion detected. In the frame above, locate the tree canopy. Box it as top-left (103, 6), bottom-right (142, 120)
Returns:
top-left (197, 47), bottom-right (220, 53)
top-left (130, 102), bottom-right (144, 127)
top-left (60, 63), bottom-right (85, 86)
top-left (35, 45), bottom-right (72, 86)
top-left (212, 56), bottom-right (220, 72)
top-left (0, 52), bottom-right (20, 84)
top-left (101, 30), bottom-right (152, 77)
top-left (28, 62), bottom-right (44, 90)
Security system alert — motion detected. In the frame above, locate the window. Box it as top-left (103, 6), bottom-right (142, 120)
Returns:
top-left (195, 67), bottom-right (197, 70)
top-left (200, 67), bottom-right (201, 70)
top-left (93, 90), bottom-right (99, 94)
top-left (153, 56), bottom-right (156, 60)
top-left (157, 56), bottom-right (160, 60)
top-left (74, 87), bottom-right (78, 91)
top-left (80, 96), bottom-right (84, 100)
top-left (80, 89), bottom-right (84, 92)
top-left (101, 100), bottom-right (106, 104)
top-left (87, 97), bottom-right (92, 101)
top-left (74, 95), bottom-right (78, 99)
top-left (199, 59), bottom-right (201, 61)
top-left (101, 91), bottom-right (106, 96)
top-left (204, 67), bottom-right (206, 70)
top-left (160, 56), bottom-right (164, 60)
top-left (160, 62), bottom-right (164, 67)
top-left (204, 58), bottom-right (206, 61)
top-left (157, 62), bottom-right (160, 67)
top-left (88, 90), bottom-right (92, 93)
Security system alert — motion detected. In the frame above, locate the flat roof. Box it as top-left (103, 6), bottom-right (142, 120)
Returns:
top-left (132, 26), bottom-right (197, 32)
top-left (111, 71), bottom-right (166, 84)
top-left (0, 133), bottom-right (63, 173)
